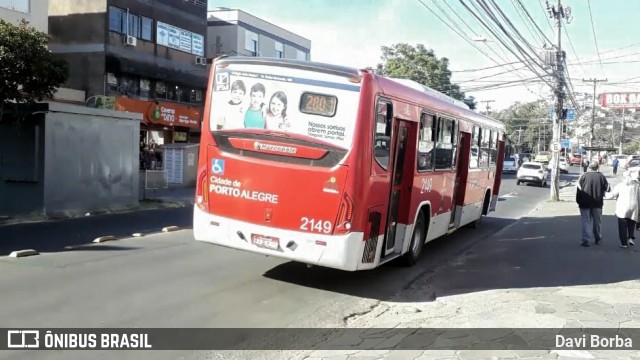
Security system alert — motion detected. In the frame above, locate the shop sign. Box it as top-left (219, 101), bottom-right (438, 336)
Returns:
top-left (601, 92), bottom-right (640, 108)
top-left (115, 97), bottom-right (201, 129)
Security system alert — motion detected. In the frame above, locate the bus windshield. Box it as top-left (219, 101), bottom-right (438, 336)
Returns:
top-left (209, 62), bottom-right (361, 150)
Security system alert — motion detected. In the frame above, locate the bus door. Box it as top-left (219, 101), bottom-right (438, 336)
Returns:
top-left (451, 131), bottom-right (471, 227)
top-left (383, 119), bottom-right (412, 256)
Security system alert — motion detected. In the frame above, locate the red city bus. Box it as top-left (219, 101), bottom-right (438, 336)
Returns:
top-left (194, 56), bottom-right (505, 271)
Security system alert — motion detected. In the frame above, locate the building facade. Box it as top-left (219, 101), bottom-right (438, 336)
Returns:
top-left (48, 0), bottom-right (208, 152)
top-left (207, 8), bottom-right (311, 60)
top-left (0, 0), bottom-right (47, 32)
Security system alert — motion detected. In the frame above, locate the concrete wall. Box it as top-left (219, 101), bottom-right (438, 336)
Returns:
top-left (42, 102), bottom-right (141, 216)
top-left (0, 118), bottom-right (45, 216)
top-left (1, 0), bottom-right (49, 33)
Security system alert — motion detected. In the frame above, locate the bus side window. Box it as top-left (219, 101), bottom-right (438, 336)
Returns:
top-left (417, 112), bottom-right (435, 172)
top-left (374, 100), bottom-right (392, 170)
top-left (434, 117), bottom-right (454, 170)
top-left (470, 125), bottom-right (480, 169)
top-left (490, 130), bottom-right (498, 166)
top-left (480, 128), bottom-right (491, 168)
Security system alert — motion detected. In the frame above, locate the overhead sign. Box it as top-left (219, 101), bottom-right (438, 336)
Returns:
top-left (551, 141), bottom-right (562, 152)
top-left (565, 108), bottom-right (576, 121)
top-left (601, 92), bottom-right (640, 108)
top-left (561, 139), bottom-right (570, 149)
top-left (156, 22), bottom-right (204, 56)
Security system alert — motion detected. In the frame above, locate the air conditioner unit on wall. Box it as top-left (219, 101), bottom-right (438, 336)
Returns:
top-left (124, 35), bottom-right (137, 46)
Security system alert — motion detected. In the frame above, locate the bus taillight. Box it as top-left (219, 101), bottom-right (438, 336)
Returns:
top-left (334, 192), bottom-right (353, 234)
top-left (196, 167), bottom-right (208, 209)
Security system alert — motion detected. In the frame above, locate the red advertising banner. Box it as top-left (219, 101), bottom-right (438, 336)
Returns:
top-left (601, 92), bottom-right (640, 108)
top-left (115, 97), bottom-right (202, 129)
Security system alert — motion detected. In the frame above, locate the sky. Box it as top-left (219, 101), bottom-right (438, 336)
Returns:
top-left (207, 0), bottom-right (640, 110)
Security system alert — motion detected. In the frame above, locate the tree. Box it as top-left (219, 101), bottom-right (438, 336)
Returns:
top-left (494, 100), bottom-right (549, 153)
top-left (0, 19), bottom-right (69, 120)
top-left (375, 43), bottom-right (476, 110)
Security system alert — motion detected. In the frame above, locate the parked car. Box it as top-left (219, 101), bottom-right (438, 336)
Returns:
top-left (624, 155), bottom-right (640, 169)
top-left (559, 158), bottom-right (569, 173)
top-left (609, 154), bottom-right (628, 168)
top-left (502, 155), bottom-right (518, 173)
top-left (625, 159), bottom-right (640, 170)
top-left (517, 161), bottom-right (549, 187)
top-left (534, 151), bottom-right (552, 164)
top-left (569, 153), bottom-right (582, 166)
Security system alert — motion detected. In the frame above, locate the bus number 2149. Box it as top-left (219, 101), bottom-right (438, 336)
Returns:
top-left (300, 217), bottom-right (332, 234)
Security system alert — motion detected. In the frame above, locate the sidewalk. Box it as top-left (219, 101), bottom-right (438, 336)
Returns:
top-left (0, 186), bottom-right (195, 227)
top-left (293, 172), bottom-right (640, 359)
top-left (143, 185), bottom-right (196, 205)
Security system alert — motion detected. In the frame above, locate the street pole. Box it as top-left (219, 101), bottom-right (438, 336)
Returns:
top-left (479, 100), bottom-right (495, 115)
top-left (620, 108), bottom-right (625, 154)
top-left (548, 0), bottom-right (566, 202)
top-left (582, 78), bottom-right (607, 164)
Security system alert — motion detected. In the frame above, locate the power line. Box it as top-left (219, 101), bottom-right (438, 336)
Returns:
top-left (586, 0), bottom-right (605, 76)
top-left (514, 0), bottom-right (553, 45)
top-left (450, 61), bottom-right (522, 72)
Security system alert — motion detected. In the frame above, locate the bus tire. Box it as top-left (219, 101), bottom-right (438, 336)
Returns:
top-left (401, 211), bottom-right (426, 266)
top-left (471, 191), bottom-right (491, 229)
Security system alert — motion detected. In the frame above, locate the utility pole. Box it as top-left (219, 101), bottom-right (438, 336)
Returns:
top-left (547, 0), bottom-right (568, 201)
top-left (620, 108), bottom-right (625, 154)
top-left (479, 100), bottom-right (495, 115)
top-left (582, 78), bottom-right (607, 163)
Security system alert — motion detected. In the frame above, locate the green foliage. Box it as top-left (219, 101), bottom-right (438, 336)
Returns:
top-left (0, 19), bottom-right (69, 116)
top-left (624, 142), bottom-right (639, 155)
top-left (494, 100), bottom-right (549, 153)
top-left (375, 43), bottom-right (476, 110)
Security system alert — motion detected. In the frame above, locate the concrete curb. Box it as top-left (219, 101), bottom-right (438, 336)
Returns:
top-left (9, 249), bottom-right (39, 258)
top-left (162, 226), bottom-right (180, 232)
top-left (93, 235), bottom-right (117, 243)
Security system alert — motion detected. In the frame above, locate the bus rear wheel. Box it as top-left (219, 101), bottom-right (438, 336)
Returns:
top-left (401, 211), bottom-right (426, 266)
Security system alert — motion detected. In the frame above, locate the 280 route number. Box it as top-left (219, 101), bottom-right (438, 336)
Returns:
top-left (300, 217), bottom-right (332, 234)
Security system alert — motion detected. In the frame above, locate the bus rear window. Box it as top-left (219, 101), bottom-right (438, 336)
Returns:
top-left (300, 92), bottom-right (337, 117)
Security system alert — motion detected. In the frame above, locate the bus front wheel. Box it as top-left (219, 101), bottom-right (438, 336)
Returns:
top-left (401, 211), bottom-right (426, 266)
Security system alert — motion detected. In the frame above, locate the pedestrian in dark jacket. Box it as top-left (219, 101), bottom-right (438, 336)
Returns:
top-left (612, 158), bottom-right (619, 175)
top-left (576, 160), bottom-right (609, 247)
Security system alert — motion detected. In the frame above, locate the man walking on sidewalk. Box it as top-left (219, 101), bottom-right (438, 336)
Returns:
top-left (576, 161), bottom-right (609, 247)
top-left (607, 170), bottom-right (640, 248)
top-left (613, 157), bottom-right (619, 175)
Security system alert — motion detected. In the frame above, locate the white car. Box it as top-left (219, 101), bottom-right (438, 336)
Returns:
top-left (517, 161), bottom-right (548, 187)
top-left (559, 158), bottom-right (568, 173)
top-left (502, 156), bottom-right (518, 173)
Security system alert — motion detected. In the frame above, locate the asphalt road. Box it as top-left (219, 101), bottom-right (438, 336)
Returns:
top-left (0, 170), bottom-right (578, 360)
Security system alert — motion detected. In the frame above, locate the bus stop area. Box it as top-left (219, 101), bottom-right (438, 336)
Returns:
top-left (291, 173), bottom-right (640, 360)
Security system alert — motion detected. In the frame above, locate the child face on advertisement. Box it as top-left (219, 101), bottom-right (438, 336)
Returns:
top-left (230, 88), bottom-right (245, 104)
top-left (250, 90), bottom-right (264, 109)
top-left (270, 97), bottom-right (285, 117)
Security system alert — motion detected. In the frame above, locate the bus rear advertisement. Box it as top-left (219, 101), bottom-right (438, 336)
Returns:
top-left (194, 56), bottom-right (505, 271)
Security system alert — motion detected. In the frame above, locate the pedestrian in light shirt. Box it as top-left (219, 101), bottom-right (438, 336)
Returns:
top-left (607, 170), bottom-right (640, 248)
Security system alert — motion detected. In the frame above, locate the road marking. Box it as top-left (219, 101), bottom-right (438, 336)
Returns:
top-left (93, 235), bottom-right (117, 243)
top-left (9, 249), bottom-right (39, 258)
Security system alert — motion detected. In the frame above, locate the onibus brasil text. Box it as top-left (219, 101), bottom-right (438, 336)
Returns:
top-left (20, 331), bottom-right (151, 349)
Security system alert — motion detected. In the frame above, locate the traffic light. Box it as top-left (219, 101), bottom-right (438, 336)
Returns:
top-left (561, 109), bottom-right (568, 119)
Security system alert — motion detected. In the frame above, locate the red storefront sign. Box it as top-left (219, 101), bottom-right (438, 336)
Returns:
top-left (115, 97), bottom-right (201, 129)
top-left (601, 92), bottom-right (640, 109)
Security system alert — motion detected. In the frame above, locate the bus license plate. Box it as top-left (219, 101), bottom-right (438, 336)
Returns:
top-left (251, 234), bottom-right (280, 251)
